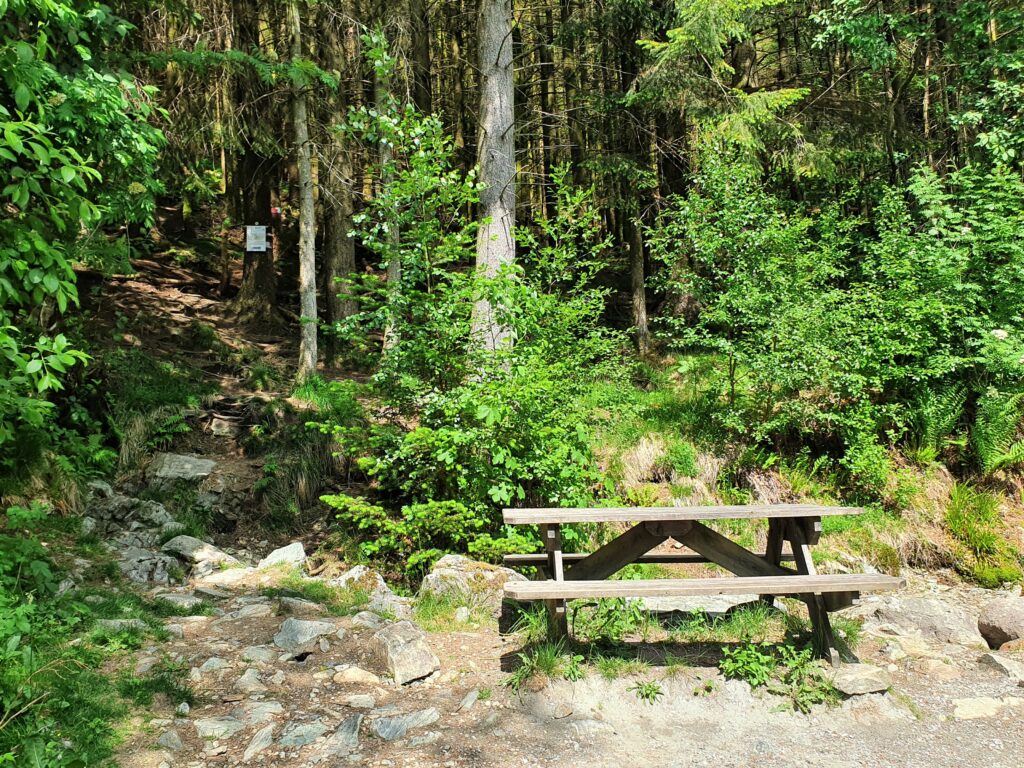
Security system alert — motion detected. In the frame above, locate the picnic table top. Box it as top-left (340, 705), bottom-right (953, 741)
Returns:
top-left (502, 503), bottom-right (862, 525)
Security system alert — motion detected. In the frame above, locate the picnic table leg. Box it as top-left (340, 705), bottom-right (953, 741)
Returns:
top-left (786, 519), bottom-right (841, 667)
top-left (759, 518), bottom-right (785, 606)
top-left (540, 523), bottom-right (568, 639)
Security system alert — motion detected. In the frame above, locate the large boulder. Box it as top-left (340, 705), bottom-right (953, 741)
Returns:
top-left (161, 535), bottom-right (239, 567)
top-left (418, 554), bottom-right (527, 607)
top-left (859, 596), bottom-right (986, 648)
top-left (370, 621), bottom-right (440, 685)
top-left (978, 597), bottom-right (1024, 649)
top-left (88, 488), bottom-right (175, 535)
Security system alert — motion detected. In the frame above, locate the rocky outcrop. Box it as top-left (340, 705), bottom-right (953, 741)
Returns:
top-left (418, 554), bottom-right (527, 607)
top-left (858, 596), bottom-right (987, 648)
top-left (370, 621), bottom-right (440, 685)
top-left (161, 534), bottom-right (239, 567)
top-left (147, 452), bottom-right (217, 489)
top-left (978, 597), bottom-right (1024, 649)
top-left (272, 617), bottom-right (338, 653)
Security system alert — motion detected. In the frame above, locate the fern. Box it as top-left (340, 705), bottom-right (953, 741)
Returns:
top-left (910, 384), bottom-right (966, 451)
top-left (971, 390), bottom-right (1024, 473)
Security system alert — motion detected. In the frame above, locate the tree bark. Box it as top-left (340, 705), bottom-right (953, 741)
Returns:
top-left (472, 0), bottom-right (516, 353)
top-left (409, 0), bottom-right (432, 113)
top-left (289, 0), bottom-right (318, 381)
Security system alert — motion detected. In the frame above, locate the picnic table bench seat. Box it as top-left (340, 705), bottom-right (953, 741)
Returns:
top-left (501, 503), bottom-right (905, 665)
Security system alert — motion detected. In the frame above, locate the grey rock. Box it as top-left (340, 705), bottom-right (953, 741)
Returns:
top-left (135, 656), bottom-right (159, 675)
top-left (330, 566), bottom-right (412, 620)
top-left (118, 547), bottom-right (179, 585)
top-left (272, 617), bottom-right (338, 652)
top-left (333, 666), bottom-right (380, 685)
top-left (241, 645), bottom-right (277, 663)
top-left (408, 731), bottom-right (441, 747)
top-left (157, 729), bottom-right (183, 751)
top-left (370, 708), bottom-right (439, 741)
top-left (279, 721), bottom-right (329, 746)
top-left (352, 611), bottom-right (388, 631)
top-left (243, 725), bottom-right (275, 761)
top-left (369, 621), bottom-right (440, 685)
top-left (90, 492), bottom-right (174, 531)
top-left (258, 542), bottom-right (306, 570)
top-left (863, 596), bottom-right (986, 647)
top-left (162, 535), bottom-right (239, 566)
top-left (157, 592), bottom-right (204, 611)
top-left (199, 657), bottom-right (231, 674)
top-left (832, 664), bottom-right (892, 696)
top-left (235, 668), bottom-right (267, 693)
top-left (979, 597), bottom-right (1024, 649)
top-left (345, 694), bottom-right (375, 709)
top-left (323, 714), bottom-right (362, 756)
top-left (80, 516), bottom-right (97, 536)
top-left (217, 603), bottom-right (274, 621)
top-left (279, 596), bottom-right (325, 616)
top-left (194, 716), bottom-right (245, 740)
top-left (419, 554), bottom-right (527, 607)
top-left (97, 618), bottom-right (147, 632)
top-left (175, 702), bottom-right (190, 716)
top-left (457, 689), bottom-right (479, 712)
top-left (149, 453), bottom-right (217, 485)
top-left (232, 700), bottom-right (284, 726)
top-left (979, 651), bottom-right (1024, 682)
top-left (454, 606), bottom-right (471, 623)
top-left (87, 479), bottom-right (114, 499)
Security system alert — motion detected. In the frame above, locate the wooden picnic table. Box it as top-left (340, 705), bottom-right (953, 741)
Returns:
top-left (501, 504), bottom-right (904, 665)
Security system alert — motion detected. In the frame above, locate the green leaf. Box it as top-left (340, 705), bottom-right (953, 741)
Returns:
top-left (14, 83), bottom-right (30, 112)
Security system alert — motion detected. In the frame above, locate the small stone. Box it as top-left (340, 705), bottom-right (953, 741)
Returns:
top-left (243, 725), bottom-right (275, 761)
top-left (280, 596), bottom-right (325, 616)
top-left (320, 637), bottom-right (330, 653)
top-left (135, 656), bottom-right (159, 676)
top-left (232, 700), bottom-right (284, 726)
top-left (369, 621), bottom-right (440, 685)
top-left (831, 664), bottom-right (892, 696)
top-left (258, 542), bottom-right (307, 570)
top-left (917, 658), bottom-right (961, 681)
top-left (323, 714), bottom-right (362, 756)
top-left (953, 697), bottom-right (1004, 720)
top-left (194, 716), bottom-right (245, 740)
top-left (273, 618), bottom-right (338, 652)
top-left (979, 652), bottom-right (1024, 682)
top-left (352, 611), bottom-right (387, 631)
top-left (345, 694), bottom-right (375, 709)
top-left (457, 689), bottom-right (479, 712)
top-left (162, 535), bottom-right (239, 566)
top-left (370, 708), bottom-right (439, 741)
top-left (409, 731), bottom-right (441, 747)
top-left (235, 668), bottom-right (267, 693)
top-left (199, 657), bottom-right (231, 674)
top-left (333, 667), bottom-right (380, 686)
top-left (454, 607), bottom-right (471, 623)
top-left (279, 721), bottom-right (328, 746)
top-left (175, 702), bottom-right (190, 716)
top-left (157, 592), bottom-right (204, 611)
top-left (157, 730), bottom-right (183, 751)
top-left (241, 646), bottom-right (277, 663)
top-left (97, 619), bottom-right (147, 632)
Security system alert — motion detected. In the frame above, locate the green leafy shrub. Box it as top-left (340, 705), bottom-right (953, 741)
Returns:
top-left (664, 439), bottom-right (698, 477)
top-left (945, 483), bottom-right (1022, 587)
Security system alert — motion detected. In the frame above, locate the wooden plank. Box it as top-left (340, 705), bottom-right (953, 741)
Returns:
top-left (502, 504), bottom-right (862, 525)
top-left (679, 521), bottom-right (794, 578)
top-left (503, 574), bottom-right (904, 600)
top-left (503, 552), bottom-right (798, 567)
top-left (759, 517), bottom-right (786, 605)
top-left (563, 522), bottom-right (667, 582)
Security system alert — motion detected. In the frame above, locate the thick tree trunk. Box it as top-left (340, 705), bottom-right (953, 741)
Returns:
top-left (409, 0), bottom-right (432, 113)
top-left (628, 217), bottom-right (650, 356)
top-left (289, 0), bottom-right (318, 381)
top-left (472, 0), bottom-right (516, 353)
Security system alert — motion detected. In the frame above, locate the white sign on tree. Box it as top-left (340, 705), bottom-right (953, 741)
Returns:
top-left (245, 225), bottom-right (268, 252)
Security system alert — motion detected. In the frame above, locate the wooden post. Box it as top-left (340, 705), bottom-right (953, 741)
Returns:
top-left (760, 518), bottom-right (785, 605)
top-left (787, 519), bottom-right (841, 667)
top-left (540, 523), bottom-right (567, 638)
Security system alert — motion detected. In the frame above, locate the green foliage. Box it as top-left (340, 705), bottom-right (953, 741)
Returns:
top-left (262, 573), bottom-right (370, 617)
top-left (650, 154), bottom-right (1024, 500)
top-left (628, 678), bottom-right (664, 705)
top-left (664, 439), bottom-right (698, 477)
top-left (720, 641), bottom-right (838, 712)
top-left (503, 641), bottom-right (584, 693)
top-left (0, 0), bottom-right (163, 471)
top-left (719, 641), bottom-right (776, 687)
top-left (945, 484), bottom-right (1022, 587)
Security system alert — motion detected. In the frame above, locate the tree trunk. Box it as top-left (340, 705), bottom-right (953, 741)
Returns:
top-left (377, 61), bottom-right (402, 353)
top-left (409, 0), bottom-right (432, 113)
top-left (628, 216), bottom-right (650, 356)
top-left (471, 0), bottom-right (516, 353)
top-left (322, 8), bottom-right (359, 366)
top-left (289, 0), bottom-right (318, 381)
